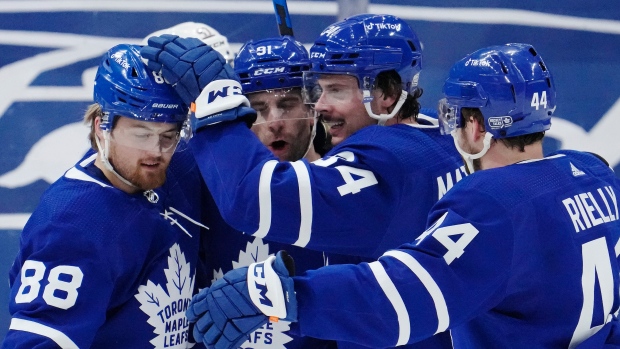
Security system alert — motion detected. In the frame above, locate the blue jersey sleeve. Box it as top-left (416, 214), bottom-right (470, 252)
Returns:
top-left (190, 122), bottom-right (415, 258)
top-left (290, 153), bottom-right (620, 348)
top-left (290, 190), bottom-right (514, 348)
top-left (5, 220), bottom-right (119, 348)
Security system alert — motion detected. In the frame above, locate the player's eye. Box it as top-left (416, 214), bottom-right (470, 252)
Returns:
top-left (279, 102), bottom-right (297, 110)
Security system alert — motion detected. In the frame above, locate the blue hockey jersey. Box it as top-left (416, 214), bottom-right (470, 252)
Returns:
top-left (191, 119), bottom-right (462, 349)
top-left (200, 191), bottom-right (341, 349)
top-left (3, 150), bottom-right (209, 349)
top-left (288, 151), bottom-right (620, 348)
top-left (190, 120), bottom-right (465, 259)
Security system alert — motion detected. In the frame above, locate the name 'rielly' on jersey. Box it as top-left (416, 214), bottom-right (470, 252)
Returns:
top-left (288, 150), bottom-right (620, 348)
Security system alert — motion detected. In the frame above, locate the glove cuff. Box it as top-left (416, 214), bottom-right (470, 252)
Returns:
top-left (193, 79), bottom-right (250, 119)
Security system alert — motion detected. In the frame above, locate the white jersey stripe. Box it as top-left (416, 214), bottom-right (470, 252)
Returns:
top-left (291, 161), bottom-right (313, 247)
top-left (368, 261), bottom-right (411, 346)
top-left (10, 318), bottom-right (79, 348)
top-left (253, 160), bottom-right (277, 238)
top-left (384, 250), bottom-right (450, 333)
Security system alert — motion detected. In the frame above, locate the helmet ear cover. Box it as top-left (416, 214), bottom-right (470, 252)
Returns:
top-left (93, 44), bottom-right (188, 131)
top-left (441, 43), bottom-right (556, 139)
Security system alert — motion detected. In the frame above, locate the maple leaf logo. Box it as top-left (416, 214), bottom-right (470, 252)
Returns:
top-left (135, 244), bottom-right (196, 348)
top-left (233, 237), bottom-right (273, 269)
top-left (212, 237), bottom-right (293, 349)
top-left (211, 267), bottom-right (224, 286)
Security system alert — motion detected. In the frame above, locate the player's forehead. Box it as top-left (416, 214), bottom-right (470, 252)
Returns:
top-left (115, 116), bottom-right (177, 133)
top-left (247, 88), bottom-right (303, 105)
top-left (317, 74), bottom-right (359, 89)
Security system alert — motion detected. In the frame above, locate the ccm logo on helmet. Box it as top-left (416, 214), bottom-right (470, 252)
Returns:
top-left (253, 67), bottom-right (285, 76)
top-left (152, 103), bottom-right (179, 109)
top-left (310, 52), bottom-right (326, 59)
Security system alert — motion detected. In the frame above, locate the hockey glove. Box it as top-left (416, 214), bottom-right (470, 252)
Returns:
top-left (140, 35), bottom-right (255, 130)
top-left (186, 251), bottom-right (298, 349)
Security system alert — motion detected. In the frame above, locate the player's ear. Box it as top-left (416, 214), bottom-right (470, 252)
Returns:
top-left (94, 116), bottom-right (105, 140)
top-left (470, 116), bottom-right (487, 142)
top-left (374, 89), bottom-right (397, 114)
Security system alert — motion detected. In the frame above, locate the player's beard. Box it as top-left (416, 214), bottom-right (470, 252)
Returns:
top-left (108, 145), bottom-right (169, 190)
top-left (285, 120), bottom-right (313, 161)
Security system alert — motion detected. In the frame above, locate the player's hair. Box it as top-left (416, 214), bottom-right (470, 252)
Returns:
top-left (84, 103), bottom-right (103, 150)
top-left (84, 103), bottom-right (124, 151)
top-left (374, 70), bottom-right (422, 122)
top-left (461, 108), bottom-right (545, 152)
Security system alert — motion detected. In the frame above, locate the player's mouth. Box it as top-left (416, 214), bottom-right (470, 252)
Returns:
top-left (140, 160), bottom-right (162, 170)
top-left (321, 116), bottom-right (344, 133)
top-left (269, 140), bottom-right (289, 155)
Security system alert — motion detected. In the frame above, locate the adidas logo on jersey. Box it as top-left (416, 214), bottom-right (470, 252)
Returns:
top-left (570, 162), bottom-right (585, 177)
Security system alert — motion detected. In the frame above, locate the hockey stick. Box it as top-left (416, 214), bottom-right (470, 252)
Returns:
top-left (272, 0), bottom-right (294, 36)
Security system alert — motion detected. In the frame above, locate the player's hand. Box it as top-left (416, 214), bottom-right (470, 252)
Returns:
top-left (187, 251), bottom-right (298, 349)
top-left (140, 35), bottom-right (255, 130)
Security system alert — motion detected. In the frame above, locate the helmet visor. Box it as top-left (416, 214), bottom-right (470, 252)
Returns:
top-left (248, 88), bottom-right (313, 126)
top-left (108, 118), bottom-right (190, 153)
top-left (302, 72), bottom-right (363, 107)
top-left (438, 98), bottom-right (459, 135)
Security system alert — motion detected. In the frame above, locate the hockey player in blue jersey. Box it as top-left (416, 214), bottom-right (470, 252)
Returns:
top-left (236, 36), bottom-right (325, 162)
top-left (2, 44), bottom-right (209, 348)
top-left (143, 24), bottom-right (340, 348)
top-left (140, 14), bottom-right (461, 348)
top-left (205, 35), bottom-right (340, 349)
top-left (182, 43), bottom-right (620, 349)
top-left (140, 13), bottom-right (465, 260)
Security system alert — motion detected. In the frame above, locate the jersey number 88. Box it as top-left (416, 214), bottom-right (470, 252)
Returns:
top-left (15, 260), bottom-right (84, 310)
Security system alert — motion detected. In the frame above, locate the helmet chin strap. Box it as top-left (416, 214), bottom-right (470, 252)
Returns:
top-left (302, 110), bottom-right (319, 160)
top-left (451, 131), bottom-right (493, 174)
top-left (363, 90), bottom-right (408, 126)
top-left (95, 131), bottom-right (138, 190)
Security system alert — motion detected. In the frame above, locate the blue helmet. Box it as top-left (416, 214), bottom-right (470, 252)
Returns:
top-left (308, 14), bottom-right (422, 94)
top-left (440, 43), bottom-right (556, 139)
top-left (234, 36), bottom-right (311, 93)
top-left (93, 44), bottom-right (188, 131)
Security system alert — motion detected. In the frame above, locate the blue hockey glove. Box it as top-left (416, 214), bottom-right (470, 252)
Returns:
top-left (140, 35), bottom-right (255, 130)
top-left (187, 251), bottom-right (297, 349)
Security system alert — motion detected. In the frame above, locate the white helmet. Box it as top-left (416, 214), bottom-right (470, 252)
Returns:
top-left (142, 21), bottom-right (234, 65)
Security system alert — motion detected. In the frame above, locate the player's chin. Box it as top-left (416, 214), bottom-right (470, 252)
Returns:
top-left (329, 134), bottom-right (345, 147)
top-left (135, 170), bottom-right (167, 190)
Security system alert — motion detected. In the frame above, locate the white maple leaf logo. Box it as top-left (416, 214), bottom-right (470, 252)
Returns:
top-left (136, 243), bottom-right (196, 348)
top-left (233, 237), bottom-right (273, 269)
top-left (211, 237), bottom-right (293, 349)
top-left (211, 267), bottom-right (224, 286)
